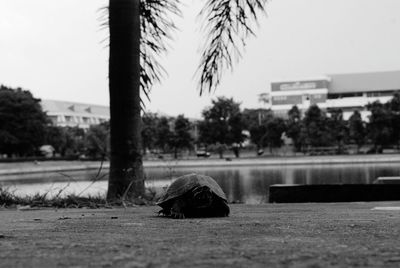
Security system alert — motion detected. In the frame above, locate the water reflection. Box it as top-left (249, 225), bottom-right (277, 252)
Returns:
top-left (1, 163), bottom-right (400, 204)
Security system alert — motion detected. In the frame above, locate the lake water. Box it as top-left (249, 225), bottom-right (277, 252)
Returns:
top-left (1, 163), bottom-right (400, 204)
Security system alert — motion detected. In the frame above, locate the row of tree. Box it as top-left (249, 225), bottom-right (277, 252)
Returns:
top-left (2, 84), bottom-right (400, 159)
top-left (0, 85), bottom-right (106, 159)
top-left (0, 87), bottom-right (262, 159)
top-left (285, 93), bottom-right (400, 154)
top-left (143, 93), bottom-right (400, 157)
top-left (0, 85), bottom-right (48, 157)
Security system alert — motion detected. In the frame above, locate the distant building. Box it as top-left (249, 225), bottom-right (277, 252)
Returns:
top-left (41, 100), bottom-right (109, 129)
top-left (269, 70), bottom-right (400, 120)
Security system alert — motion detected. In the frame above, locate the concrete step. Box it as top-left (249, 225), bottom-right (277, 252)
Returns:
top-left (374, 177), bottom-right (400, 184)
top-left (269, 184), bottom-right (400, 203)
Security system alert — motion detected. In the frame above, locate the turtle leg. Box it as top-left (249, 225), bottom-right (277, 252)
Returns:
top-left (170, 199), bottom-right (186, 219)
top-left (206, 199), bottom-right (230, 217)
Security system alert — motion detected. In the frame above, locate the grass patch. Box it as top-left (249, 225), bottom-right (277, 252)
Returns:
top-left (0, 186), bottom-right (156, 209)
top-left (0, 159), bottom-right (161, 209)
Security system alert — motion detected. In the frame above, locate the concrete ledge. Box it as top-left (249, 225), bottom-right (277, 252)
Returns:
top-left (374, 177), bottom-right (400, 184)
top-left (269, 184), bottom-right (400, 203)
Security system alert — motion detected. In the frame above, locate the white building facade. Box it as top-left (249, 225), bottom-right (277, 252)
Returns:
top-left (270, 70), bottom-right (400, 120)
top-left (41, 100), bottom-right (109, 129)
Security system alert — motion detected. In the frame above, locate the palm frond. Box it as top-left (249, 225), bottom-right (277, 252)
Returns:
top-left (101, 1), bottom-right (181, 104)
top-left (197, 0), bottom-right (267, 95)
top-left (140, 0), bottom-right (181, 102)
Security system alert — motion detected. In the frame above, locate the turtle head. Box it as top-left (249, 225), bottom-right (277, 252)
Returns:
top-left (191, 186), bottom-right (213, 208)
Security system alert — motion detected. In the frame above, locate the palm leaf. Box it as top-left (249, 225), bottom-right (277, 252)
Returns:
top-left (140, 0), bottom-right (181, 103)
top-left (102, 0), bottom-right (181, 105)
top-left (197, 0), bottom-right (267, 95)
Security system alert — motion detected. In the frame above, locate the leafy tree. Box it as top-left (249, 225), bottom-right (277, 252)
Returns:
top-left (246, 115), bottom-right (286, 155)
top-left (85, 122), bottom-right (110, 159)
top-left (169, 115), bottom-right (193, 159)
top-left (197, 120), bottom-right (213, 149)
top-left (387, 92), bottom-right (400, 149)
top-left (44, 126), bottom-right (66, 156)
top-left (326, 109), bottom-right (348, 154)
top-left (228, 109), bottom-right (246, 157)
top-left (300, 105), bottom-right (330, 152)
top-left (208, 143), bottom-right (229, 159)
top-left (199, 97), bottom-right (245, 158)
top-left (242, 109), bottom-right (273, 129)
top-left (242, 108), bottom-right (272, 151)
top-left (44, 126), bottom-right (84, 157)
top-left (155, 116), bottom-right (173, 153)
top-left (248, 124), bottom-right (267, 151)
top-left (348, 110), bottom-right (366, 153)
top-left (367, 101), bottom-right (392, 153)
top-left (0, 85), bottom-right (48, 157)
top-left (106, 0), bottom-right (267, 200)
top-left (141, 112), bottom-right (159, 154)
top-left (286, 106), bottom-right (302, 152)
top-left (264, 117), bottom-right (286, 153)
top-left (63, 127), bottom-right (86, 157)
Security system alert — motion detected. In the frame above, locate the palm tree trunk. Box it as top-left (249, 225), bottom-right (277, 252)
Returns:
top-left (107, 0), bottom-right (144, 200)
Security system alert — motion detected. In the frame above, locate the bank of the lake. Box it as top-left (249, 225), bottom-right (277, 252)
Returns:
top-left (1, 154), bottom-right (400, 175)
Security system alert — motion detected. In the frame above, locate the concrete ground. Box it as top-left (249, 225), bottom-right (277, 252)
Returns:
top-left (1, 202), bottom-right (400, 267)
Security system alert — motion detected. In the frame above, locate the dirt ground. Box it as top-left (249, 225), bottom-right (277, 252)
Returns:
top-left (1, 202), bottom-right (400, 267)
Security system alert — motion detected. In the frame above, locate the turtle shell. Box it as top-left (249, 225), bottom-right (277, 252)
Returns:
top-left (157, 173), bottom-right (227, 207)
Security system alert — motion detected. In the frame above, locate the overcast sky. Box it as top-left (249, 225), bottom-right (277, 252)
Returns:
top-left (1, 0), bottom-right (400, 118)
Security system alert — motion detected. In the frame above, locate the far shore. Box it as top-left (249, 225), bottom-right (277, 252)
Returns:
top-left (1, 153), bottom-right (400, 176)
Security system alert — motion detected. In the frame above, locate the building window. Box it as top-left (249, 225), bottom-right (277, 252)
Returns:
top-left (328, 92), bottom-right (363, 99)
top-left (273, 96), bottom-right (287, 101)
top-left (328, 94), bottom-right (340, 99)
top-left (65, 116), bottom-right (73, 123)
top-left (366, 91), bottom-right (395, 97)
top-left (48, 116), bottom-right (58, 124)
top-left (367, 92), bottom-right (379, 97)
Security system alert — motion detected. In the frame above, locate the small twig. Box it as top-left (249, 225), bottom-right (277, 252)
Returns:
top-left (57, 172), bottom-right (78, 183)
top-left (54, 172), bottom-right (79, 198)
top-left (77, 172), bottom-right (109, 197)
top-left (76, 157), bottom-right (107, 197)
top-left (121, 180), bottom-right (136, 207)
top-left (93, 157), bottom-right (105, 181)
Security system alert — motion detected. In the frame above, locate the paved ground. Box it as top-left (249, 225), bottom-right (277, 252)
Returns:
top-left (1, 202), bottom-right (400, 267)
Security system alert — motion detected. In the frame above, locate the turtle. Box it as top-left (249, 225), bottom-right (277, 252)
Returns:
top-left (157, 173), bottom-right (230, 219)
